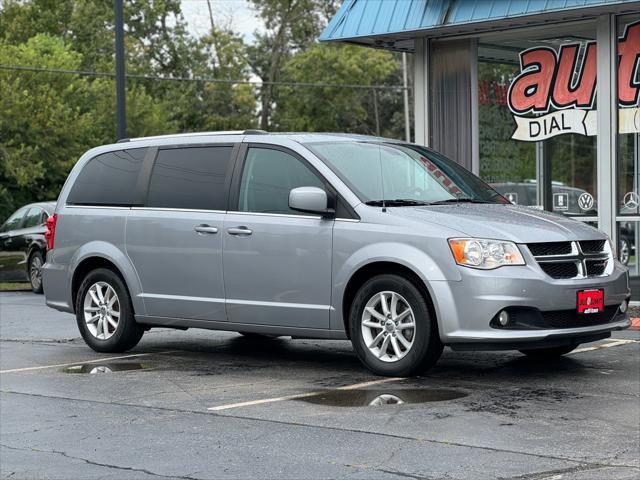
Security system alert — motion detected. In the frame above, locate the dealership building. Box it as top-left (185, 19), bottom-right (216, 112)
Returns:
top-left (321, 0), bottom-right (640, 300)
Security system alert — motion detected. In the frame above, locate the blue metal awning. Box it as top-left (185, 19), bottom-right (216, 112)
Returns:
top-left (320, 0), bottom-right (640, 49)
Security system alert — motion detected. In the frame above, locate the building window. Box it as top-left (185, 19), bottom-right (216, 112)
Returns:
top-left (476, 22), bottom-right (599, 217)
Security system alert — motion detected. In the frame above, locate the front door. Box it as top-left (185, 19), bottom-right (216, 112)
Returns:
top-left (223, 146), bottom-right (333, 329)
top-left (126, 144), bottom-right (236, 321)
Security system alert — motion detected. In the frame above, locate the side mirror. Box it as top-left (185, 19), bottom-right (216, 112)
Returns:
top-left (289, 186), bottom-right (334, 217)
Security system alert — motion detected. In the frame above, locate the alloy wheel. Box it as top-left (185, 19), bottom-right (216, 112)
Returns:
top-left (83, 282), bottom-right (120, 340)
top-left (361, 291), bottom-right (416, 363)
top-left (29, 255), bottom-right (43, 289)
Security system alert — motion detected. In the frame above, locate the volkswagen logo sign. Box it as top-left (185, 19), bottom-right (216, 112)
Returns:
top-left (578, 192), bottom-right (595, 211)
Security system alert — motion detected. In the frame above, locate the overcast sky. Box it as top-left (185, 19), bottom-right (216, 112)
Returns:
top-left (180, 0), bottom-right (264, 42)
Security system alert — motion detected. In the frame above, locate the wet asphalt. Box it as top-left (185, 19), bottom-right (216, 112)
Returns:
top-left (0, 291), bottom-right (639, 480)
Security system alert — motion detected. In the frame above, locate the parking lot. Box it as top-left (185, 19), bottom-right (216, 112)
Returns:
top-left (0, 290), bottom-right (638, 480)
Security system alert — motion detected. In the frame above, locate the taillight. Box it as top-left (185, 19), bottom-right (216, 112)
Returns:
top-left (45, 214), bottom-right (57, 250)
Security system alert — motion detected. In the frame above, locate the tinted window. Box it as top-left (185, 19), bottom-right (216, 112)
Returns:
top-left (67, 148), bottom-right (147, 206)
top-left (238, 148), bottom-right (324, 215)
top-left (23, 207), bottom-right (46, 228)
top-left (146, 146), bottom-right (233, 210)
top-left (0, 208), bottom-right (27, 232)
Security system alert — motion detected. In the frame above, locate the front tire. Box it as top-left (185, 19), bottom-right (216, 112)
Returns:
top-left (28, 251), bottom-right (44, 294)
top-left (349, 274), bottom-right (443, 377)
top-left (519, 345), bottom-right (578, 358)
top-left (75, 268), bottom-right (144, 353)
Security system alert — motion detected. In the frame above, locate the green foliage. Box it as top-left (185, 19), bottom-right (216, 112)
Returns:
top-left (273, 44), bottom-right (399, 135)
top-left (0, 34), bottom-right (172, 220)
top-left (0, 0), bottom-right (406, 221)
top-left (478, 62), bottom-right (535, 183)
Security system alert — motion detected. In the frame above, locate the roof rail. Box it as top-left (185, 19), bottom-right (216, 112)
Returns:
top-left (122, 130), bottom-right (268, 143)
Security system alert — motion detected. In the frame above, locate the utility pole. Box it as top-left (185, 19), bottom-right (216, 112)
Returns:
top-left (114, 0), bottom-right (126, 140)
top-left (402, 52), bottom-right (410, 142)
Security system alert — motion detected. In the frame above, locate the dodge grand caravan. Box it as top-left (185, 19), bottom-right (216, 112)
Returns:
top-left (42, 132), bottom-right (632, 376)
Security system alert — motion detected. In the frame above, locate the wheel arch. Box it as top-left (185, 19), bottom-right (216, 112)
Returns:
top-left (69, 246), bottom-right (144, 316)
top-left (341, 261), bottom-right (439, 340)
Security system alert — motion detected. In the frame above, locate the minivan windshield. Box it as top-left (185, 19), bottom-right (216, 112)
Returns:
top-left (306, 142), bottom-right (508, 206)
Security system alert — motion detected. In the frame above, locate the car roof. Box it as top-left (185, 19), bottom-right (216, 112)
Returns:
top-left (112, 131), bottom-right (405, 148)
top-left (23, 201), bottom-right (56, 213)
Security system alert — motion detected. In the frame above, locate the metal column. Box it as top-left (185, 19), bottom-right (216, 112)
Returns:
top-left (596, 14), bottom-right (618, 243)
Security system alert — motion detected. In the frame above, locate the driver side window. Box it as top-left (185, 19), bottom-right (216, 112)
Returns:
top-left (238, 147), bottom-right (324, 215)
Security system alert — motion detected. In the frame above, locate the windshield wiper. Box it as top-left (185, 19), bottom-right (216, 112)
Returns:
top-left (365, 199), bottom-right (431, 207)
top-left (427, 198), bottom-right (493, 205)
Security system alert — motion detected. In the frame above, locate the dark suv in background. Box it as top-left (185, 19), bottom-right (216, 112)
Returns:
top-left (0, 202), bottom-right (56, 293)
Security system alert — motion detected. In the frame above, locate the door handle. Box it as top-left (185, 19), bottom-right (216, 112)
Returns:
top-left (227, 226), bottom-right (253, 236)
top-left (194, 225), bottom-right (218, 234)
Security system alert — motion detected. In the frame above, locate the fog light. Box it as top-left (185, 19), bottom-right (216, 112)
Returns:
top-left (620, 300), bottom-right (628, 313)
top-left (498, 310), bottom-right (510, 326)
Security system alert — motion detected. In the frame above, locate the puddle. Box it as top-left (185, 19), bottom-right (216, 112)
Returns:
top-left (298, 388), bottom-right (467, 407)
top-left (62, 363), bottom-right (151, 374)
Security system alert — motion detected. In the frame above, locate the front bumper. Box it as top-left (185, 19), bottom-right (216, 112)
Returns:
top-left (430, 260), bottom-right (631, 347)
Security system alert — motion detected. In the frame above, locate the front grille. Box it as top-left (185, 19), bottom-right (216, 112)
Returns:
top-left (586, 259), bottom-right (607, 276)
top-left (580, 240), bottom-right (606, 254)
top-left (528, 242), bottom-right (572, 256)
top-left (539, 261), bottom-right (579, 279)
top-left (527, 240), bottom-right (611, 279)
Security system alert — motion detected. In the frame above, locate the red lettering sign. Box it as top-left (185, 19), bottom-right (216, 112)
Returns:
top-left (508, 21), bottom-right (640, 114)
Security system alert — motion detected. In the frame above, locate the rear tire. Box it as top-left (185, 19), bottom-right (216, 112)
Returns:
top-left (75, 268), bottom-right (144, 353)
top-left (349, 274), bottom-right (443, 377)
top-left (28, 251), bottom-right (44, 294)
top-left (519, 345), bottom-right (578, 358)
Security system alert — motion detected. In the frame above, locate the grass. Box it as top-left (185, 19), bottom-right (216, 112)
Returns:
top-left (0, 282), bottom-right (30, 291)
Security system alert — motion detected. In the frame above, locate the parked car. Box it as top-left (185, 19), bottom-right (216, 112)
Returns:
top-left (490, 181), bottom-right (598, 215)
top-left (0, 201), bottom-right (56, 293)
top-left (42, 132), bottom-right (631, 376)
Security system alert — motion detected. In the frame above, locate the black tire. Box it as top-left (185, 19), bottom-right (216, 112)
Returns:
top-left (349, 274), bottom-right (443, 377)
top-left (519, 345), bottom-right (578, 358)
top-left (28, 251), bottom-right (44, 294)
top-left (75, 268), bottom-right (144, 353)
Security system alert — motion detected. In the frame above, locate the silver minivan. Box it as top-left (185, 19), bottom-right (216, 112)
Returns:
top-left (43, 132), bottom-right (631, 376)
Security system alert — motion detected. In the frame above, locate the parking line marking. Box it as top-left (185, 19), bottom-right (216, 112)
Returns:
top-left (0, 350), bottom-right (176, 374)
top-left (207, 377), bottom-right (403, 411)
top-left (569, 339), bottom-right (639, 354)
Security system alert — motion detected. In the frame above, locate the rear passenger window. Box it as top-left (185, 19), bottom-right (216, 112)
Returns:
top-left (67, 148), bottom-right (147, 206)
top-left (146, 146), bottom-right (233, 210)
top-left (23, 208), bottom-right (45, 228)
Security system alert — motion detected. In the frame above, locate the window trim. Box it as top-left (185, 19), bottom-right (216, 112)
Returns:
top-left (142, 143), bottom-right (240, 211)
top-left (228, 143), bottom-right (357, 219)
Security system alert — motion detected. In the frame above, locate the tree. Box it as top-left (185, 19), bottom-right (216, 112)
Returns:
top-left (273, 44), bottom-right (399, 135)
top-left (0, 34), bottom-right (171, 220)
top-left (246, 0), bottom-right (340, 129)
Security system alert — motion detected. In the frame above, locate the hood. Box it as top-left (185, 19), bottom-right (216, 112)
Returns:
top-left (389, 204), bottom-right (605, 243)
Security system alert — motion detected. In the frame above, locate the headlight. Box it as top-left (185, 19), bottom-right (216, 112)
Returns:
top-left (448, 238), bottom-right (525, 269)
